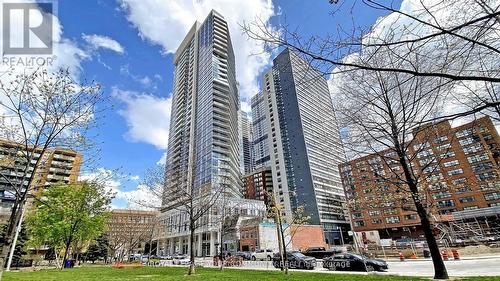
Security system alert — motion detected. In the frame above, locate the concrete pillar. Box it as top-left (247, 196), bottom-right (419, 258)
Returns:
top-left (210, 231), bottom-right (216, 256)
top-left (169, 238), bottom-right (175, 254)
top-left (187, 235), bottom-right (191, 255)
top-left (197, 233), bottom-right (202, 257)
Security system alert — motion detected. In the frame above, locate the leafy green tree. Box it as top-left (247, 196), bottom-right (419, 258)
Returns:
top-left (26, 182), bottom-right (112, 269)
top-left (85, 235), bottom-right (109, 263)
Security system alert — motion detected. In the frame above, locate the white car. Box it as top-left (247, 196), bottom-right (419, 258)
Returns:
top-left (251, 249), bottom-right (274, 261)
top-left (173, 255), bottom-right (190, 265)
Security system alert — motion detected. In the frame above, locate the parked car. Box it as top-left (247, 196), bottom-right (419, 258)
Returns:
top-left (323, 253), bottom-right (388, 272)
top-left (233, 251), bottom-right (252, 260)
top-left (172, 253), bottom-right (186, 259)
top-left (272, 251), bottom-right (316, 270)
top-left (172, 254), bottom-right (190, 265)
top-left (251, 249), bottom-right (274, 261)
top-left (301, 247), bottom-right (342, 259)
top-left (158, 255), bottom-right (173, 260)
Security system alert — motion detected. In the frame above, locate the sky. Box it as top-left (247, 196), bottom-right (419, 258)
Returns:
top-left (2, 0), bottom-right (398, 209)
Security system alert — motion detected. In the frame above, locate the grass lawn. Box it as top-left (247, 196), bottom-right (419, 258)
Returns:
top-left (3, 266), bottom-right (500, 281)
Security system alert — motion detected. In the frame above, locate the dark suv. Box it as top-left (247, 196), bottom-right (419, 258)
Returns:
top-left (272, 251), bottom-right (316, 270)
top-left (323, 253), bottom-right (388, 272)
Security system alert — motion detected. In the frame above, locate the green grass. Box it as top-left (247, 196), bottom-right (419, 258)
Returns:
top-left (3, 266), bottom-right (500, 281)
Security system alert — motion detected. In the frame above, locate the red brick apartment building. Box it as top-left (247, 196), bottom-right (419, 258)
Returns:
top-left (339, 117), bottom-right (500, 241)
top-left (241, 167), bottom-right (273, 204)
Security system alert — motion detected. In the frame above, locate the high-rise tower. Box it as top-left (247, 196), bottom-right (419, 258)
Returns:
top-left (262, 48), bottom-right (349, 245)
top-left (158, 11), bottom-right (267, 257)
top-left (239, 111), bottom-right (253, 174)
top-left (164, 10), bottom-right (241, 202)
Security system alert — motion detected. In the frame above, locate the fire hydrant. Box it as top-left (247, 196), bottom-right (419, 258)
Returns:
top-left (452, 249), bottom-right (460, 260)
top-left (442, 250), bottom-right (449, 261)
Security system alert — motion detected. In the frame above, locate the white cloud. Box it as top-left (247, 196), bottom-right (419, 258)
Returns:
top-left (240, 101), bottom-right (252, 113)
top-left (156, 151), bottom-right (168, 165)
top-left (138, 76), bottom-right (153, 87)
top-left (115, 184), bottom-right (161, 210)
top-left (112, 87), bottom-right (172, 150)
top-left (119, 64), bottom-right (157, 89)
top-left (82, 33), bottom-right (125, 54)
top-left (79, 167), bottom-right (122, 195)
top-left (119, 0), bottom-right (277, 99)
top-left (79, 168), bottom-right (158, 210)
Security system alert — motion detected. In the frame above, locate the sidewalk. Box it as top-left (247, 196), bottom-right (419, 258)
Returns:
top-left (386, 254), bottom-right (500, 262)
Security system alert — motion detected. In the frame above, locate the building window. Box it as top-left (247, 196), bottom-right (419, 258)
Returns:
top-left (352, 213), bottom-right (363, 219)
top-left (480, 182), bottom-right (500, 191)
top-left (458, 196), bottom-right (476, 203)
top-left (413, 142), bottom-right (430, 151)
top-left (354, 221), bottom-right (365, 227)
top-left (467, 153), bottom-right (489, 164)
top-left (404, 214), bottom-right (417, 220)
top-left (435, 136), bottom-right (448, 144)
top-left (440, 151), bottom-right (456, 159)
top-left (433, 191), bottom-right (452, 200)
top-left (383, 208), bottom-right (397, 215)
top-left (456, 128), bottom-right (474, 138)
top-left (476, 171), bottom-right (498, 181)
top-left (462, 143), bottom-right (483, 155)
top-left (443, 160), bottom-right (459, 167)
top-left (447, 169), bottom-right (463, 176)
top-left (437, 200), bottom-right (455, 208)
top-left (484, 192), bottom-right (500, 201)
top-left (456, 186), bottom-right (472, 193)
top-left (452, 178), bottom-right (467, 185)
top-left (385, 216), bottom-right (400, 224)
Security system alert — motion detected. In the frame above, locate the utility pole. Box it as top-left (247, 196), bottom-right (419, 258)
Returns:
top-left (6, 201), bottom-right (27, 271)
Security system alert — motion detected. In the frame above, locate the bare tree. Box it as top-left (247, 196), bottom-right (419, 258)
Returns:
top-left (141, 163), bottom-right (226, 275)
top-left (267, 192), bottom-right (310, 275)
top-left (331, 46), bottom-right (455, 278)
top-left (105, 209), bottom-right (158, 262)
top-left (242, 0), bottom-right (500, 123)
top-left (0, 68), bottom-right (103, 276)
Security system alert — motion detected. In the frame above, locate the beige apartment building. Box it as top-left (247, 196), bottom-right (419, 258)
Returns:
top-left (0, 138), bottom-right (82, 223)
top-left (106, 209), bottom-right (160, 260)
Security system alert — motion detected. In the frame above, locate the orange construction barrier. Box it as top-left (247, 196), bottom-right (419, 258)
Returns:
top-left (452, 249), bottom-right (460, 260)
top-left (411, 252), bottom-right (418, 259)
top-left (442, 250), bottom-right (449, 261)
top-left (399, 252), bottom-right (405, 261)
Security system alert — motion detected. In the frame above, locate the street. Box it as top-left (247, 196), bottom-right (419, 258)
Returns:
top-left (383, 257), bottom-right (500, 277)
top-left (191, 256), bottom-right (500, 277)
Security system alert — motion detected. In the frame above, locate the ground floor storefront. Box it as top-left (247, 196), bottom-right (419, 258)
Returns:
top-left (157, 231), bottom-right (219, 257)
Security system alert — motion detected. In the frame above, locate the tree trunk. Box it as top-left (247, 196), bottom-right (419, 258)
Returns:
top-left (219, 226), bottom-right (224, 271)
top-left (187, 226), bottom-right (195, 275)
top-left (413, 189), bottom-right (449, 279)
top-left (55, 249), bottom-right (61, 268)
top-left (397, 146), bottom-right (448, 279)
top-left (62, 236), bottom-right (73, 270)
top-left (276, 212), bottom-right (288, 274)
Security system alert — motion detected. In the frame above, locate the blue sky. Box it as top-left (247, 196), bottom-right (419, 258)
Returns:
top-left (46, 0), bottom-right (398, 208)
